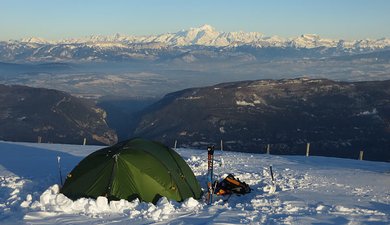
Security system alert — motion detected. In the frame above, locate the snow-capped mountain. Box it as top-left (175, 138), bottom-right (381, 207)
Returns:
top-left (146, 24), bottom-right (265, 46)
top-left (13, 24), bottom-right (264, 47)
top-left (13, 24), bottom-right (390, 48)
top-left (1, 25), bottom-right (390, 62)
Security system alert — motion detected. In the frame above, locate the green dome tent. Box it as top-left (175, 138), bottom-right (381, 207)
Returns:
top-left (61, 138), bottom-right (202, 204)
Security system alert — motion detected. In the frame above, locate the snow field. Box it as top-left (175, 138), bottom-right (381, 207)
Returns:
top-left (0, 141), bottom-right (389, 224)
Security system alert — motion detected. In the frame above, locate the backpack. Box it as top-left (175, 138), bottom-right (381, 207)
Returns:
top-left (214, 174), bottom-right (251, 196)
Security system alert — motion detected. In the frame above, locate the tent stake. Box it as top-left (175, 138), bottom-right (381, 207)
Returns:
top-left (269, 166), bottom-right (275, 182)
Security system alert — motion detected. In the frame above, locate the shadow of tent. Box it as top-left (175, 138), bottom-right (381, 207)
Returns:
top-left (0, 142), bottom-right (83, 183)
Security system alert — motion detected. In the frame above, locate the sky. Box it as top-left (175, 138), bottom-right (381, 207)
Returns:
top-left (0, 0), bottom-right (389, 41)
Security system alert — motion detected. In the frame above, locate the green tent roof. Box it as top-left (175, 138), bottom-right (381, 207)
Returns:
top-left (61, 138), bottom-right (202, 204)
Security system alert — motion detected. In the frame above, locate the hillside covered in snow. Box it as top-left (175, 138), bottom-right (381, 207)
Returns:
top-left (0, 141), bottom-right (389, 224)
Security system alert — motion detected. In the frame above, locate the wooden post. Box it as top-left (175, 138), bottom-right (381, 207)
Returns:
top-left (174, 140), bottom-right (177, 150)
top-left (37, 136), bottom-right (42, 143)
top-left (220, 139), bottom-right (224, 167)
top-left (266, 144), bottom-right (270, 154)
top-left (83, 138), bottom-right (87, 146)
top-left (359, 151), bottom-right (364, 160)
top-left (306, 143), bottom-right (310, 157)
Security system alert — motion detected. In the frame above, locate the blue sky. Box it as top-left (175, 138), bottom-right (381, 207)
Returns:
top-left (0, 0), bottom-right (389, 40)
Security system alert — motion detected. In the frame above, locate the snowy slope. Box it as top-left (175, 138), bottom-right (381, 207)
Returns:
top-left (0, 141), bottom-right (389, 224)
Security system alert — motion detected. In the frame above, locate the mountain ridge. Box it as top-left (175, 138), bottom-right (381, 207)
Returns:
top-left (9, 24), bottom-right (390, 49)
top-left (133, 78), bottom-right (390, 162)
top-left (0, 84), bottom-right (118, 145)
top-left (1, 25), bottom-right (390, 63)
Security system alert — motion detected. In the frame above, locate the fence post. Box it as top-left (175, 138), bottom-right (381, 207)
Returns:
top-left (266, 144), bottom-right (270, 154)
top-left (37, 136), bottom-right (42, 143)
top-left (306, 143), bottom-right (310, 157)
top-left (359, 150), bottom-right (364, 160)
top-left (83, 138), bottom-right (87, 145)
top-left (220, 139), bottom-right (225, 167)
top-left (174, 140), bottom-right (177, 150)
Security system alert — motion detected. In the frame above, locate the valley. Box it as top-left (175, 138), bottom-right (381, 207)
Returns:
top-left (1, 25), bottom-right (389, 162)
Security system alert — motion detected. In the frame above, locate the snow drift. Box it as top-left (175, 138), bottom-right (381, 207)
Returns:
top-left (0, 141), bottom-right (389, 224)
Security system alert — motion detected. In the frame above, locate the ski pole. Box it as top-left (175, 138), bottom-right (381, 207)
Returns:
top-left (268, 166), bottom-right (277, 193)
top-left (206, 146), bottom-right (215, 204)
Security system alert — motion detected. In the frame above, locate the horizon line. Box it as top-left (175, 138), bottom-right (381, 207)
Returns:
top-left (2, 24), bottom-right (389, 42)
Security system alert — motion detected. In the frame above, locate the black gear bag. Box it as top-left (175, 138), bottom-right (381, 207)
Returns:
top-left (214, 174), bottom-right (251, 196)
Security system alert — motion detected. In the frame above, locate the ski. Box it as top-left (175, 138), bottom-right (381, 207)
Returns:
top-left (206, 146), bottom-right (215, 204)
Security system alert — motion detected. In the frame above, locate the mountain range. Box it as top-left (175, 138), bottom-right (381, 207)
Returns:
top-left (1, 78), bottom-right (389, 162)
top-left (133, 78), bottom-right (390, 162)
top-left (1, 25), bottom-right (390, 63)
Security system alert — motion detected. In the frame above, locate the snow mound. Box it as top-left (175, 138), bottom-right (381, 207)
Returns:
top-left (28, 184), bottom-right (202, 222)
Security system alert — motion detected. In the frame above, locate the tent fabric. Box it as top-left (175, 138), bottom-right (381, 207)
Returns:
top-left (61, 138), bottom-right (202, 204)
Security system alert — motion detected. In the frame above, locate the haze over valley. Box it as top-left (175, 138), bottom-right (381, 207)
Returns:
top-left (1, 25), bottom-right (390, 99)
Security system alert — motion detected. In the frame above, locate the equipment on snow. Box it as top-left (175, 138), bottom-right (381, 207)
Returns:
top-left (214, 174), bottom-right (251, 196)
top-left (206, 145), bottom-right (215, 204)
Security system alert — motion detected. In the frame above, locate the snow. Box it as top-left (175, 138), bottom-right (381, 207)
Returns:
top-left (236, 100), bottom-right (255, 106)
top-left (358, 108), bottom-right (378, 116)
top-left (0, 141), bottom-right (389, 224)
